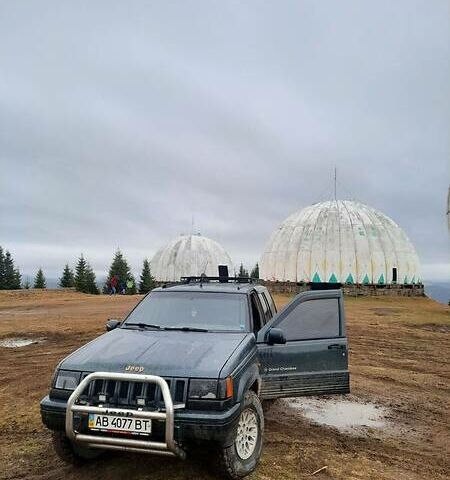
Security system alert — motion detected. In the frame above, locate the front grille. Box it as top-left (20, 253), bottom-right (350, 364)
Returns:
top-left (78, 376), bottom-right (188, 409)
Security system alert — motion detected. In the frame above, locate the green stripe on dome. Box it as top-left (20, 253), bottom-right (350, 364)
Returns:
top-left (363, 274), bottom-right (370, 285)
top-left (378, 274), bottom-right (385, 284)
top-left (312, 272), bottom-right (321, 283)
top-left (345, 273), bottom-right (354, 284)
top-left (329, 273), bottom-right (338, 283)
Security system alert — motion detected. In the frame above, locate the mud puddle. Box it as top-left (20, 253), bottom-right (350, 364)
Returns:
top-left (0, 337), bottom-right (46, 348)
top-left (286, 396), bottom-right (387, 433)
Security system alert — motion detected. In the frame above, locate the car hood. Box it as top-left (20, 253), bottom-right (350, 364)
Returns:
top-left (60, 328), bottom-right (248, 378)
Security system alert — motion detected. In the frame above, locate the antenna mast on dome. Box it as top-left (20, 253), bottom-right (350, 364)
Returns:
top-left (191, 214), bottom-right (195, 234)
top-left (334, 166), bottom-right (337, 200)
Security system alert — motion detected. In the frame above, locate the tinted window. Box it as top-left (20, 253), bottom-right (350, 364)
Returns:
top-left (258, 292), bottom-right (273, 323)
top-left (124, 291), bottom-right (248, 331)
top-left (258, 293), bottom-right (268, 314)
top-left (265, 291), bottom-right (277, 315)
top-left (250, 294), bottom-right (263, 332)
top-left (279, 299), bottom-right (340, 341)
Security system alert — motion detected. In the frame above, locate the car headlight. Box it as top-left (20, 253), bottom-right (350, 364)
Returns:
top-left (54, 370), bottom-right (81, 391)
top-left (189, 379), bottom-right (218, 399)
top-left (189, 377), bottom-right (233, 400)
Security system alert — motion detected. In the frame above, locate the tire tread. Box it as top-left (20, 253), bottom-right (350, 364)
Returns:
top-left (214, 390), bottom-right (264, 480)
top-left (52, 432), bottom-right (101, 465)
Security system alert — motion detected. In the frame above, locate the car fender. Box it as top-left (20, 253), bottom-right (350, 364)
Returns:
top-left (235, 361), bottom-right (260, 402)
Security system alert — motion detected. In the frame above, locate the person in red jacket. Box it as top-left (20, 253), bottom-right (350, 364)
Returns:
top-left (110, 275), bottom-right (119, 295)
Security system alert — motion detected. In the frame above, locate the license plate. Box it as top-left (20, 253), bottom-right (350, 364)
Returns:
top-left (88, 414), bottom-right (152, 435)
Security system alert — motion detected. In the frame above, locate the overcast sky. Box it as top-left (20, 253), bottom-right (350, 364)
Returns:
top-left (1, 1), bottom-right (449, 282)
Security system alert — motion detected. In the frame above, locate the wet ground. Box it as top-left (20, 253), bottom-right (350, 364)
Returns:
top-left (0, 337), bottom-right (46, 348)
top-left (286, 396), bottom-right (387, 432)
top-left (0, 289), bottom-right (449, 479)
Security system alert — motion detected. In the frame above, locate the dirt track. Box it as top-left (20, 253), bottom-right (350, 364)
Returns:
top-left (0, 289), bottom-right (449, 480)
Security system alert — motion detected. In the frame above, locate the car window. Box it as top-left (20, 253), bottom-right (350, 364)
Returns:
top-left (258, 292), bottom-right (272, 323)
top-left (264, 291), bottom-right (277, 315)
top-left (278, 298), bottom-right (340, 341)
top-left (250, 293), bottom-right (263, 333)
top-left (124, 291), bottom-right (249, 332)
top-left (258, 293), bottom-right (268, 314)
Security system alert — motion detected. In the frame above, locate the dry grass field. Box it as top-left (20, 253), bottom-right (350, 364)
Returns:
top-left (0, 289), bottom-right (449, 480)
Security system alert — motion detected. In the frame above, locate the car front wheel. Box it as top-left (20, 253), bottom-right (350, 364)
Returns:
top-left (216, 390), bottom-right (264, 479)
top-left (52, 431), bottom-right (103, 465)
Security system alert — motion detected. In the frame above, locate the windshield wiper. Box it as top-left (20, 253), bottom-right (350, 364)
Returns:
top-left (123, 322), bottom-right (161, 330)
top-left (124, 323), bottom-right (208, 332)
top-left (163, 326), bottom-right (209, 332)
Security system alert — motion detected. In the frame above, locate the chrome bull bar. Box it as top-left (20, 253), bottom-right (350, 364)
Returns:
top-left (65, 372), bottom-right (186, 459)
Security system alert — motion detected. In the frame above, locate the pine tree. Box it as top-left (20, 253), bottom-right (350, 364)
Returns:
top-left (74, 255), bottom-right (99, 294)
top-left (250, 263), bottom-right (259, 279)
top-left (84, 264), bottom-right (99, 294)
top-left (139, 259), bottom-right (156, 294)
top-left (4, 252), bottom-right (14, 288)
top-left (12, 269), bottom-right (21, 289)
top-left (74, 254), bottom-right (87, 292)
top-left (59, 263), bottom-right (75, 288)
top-left (0, 247), bottom-right (5, 289)
top-left (107, 249), bottom-right (135, 294)
top-left (238, 263), bottom-right (249, 278)
top-left (3, 250), bottom-right (21, 289)
top-left (34, 268), bottom-right (46, 288)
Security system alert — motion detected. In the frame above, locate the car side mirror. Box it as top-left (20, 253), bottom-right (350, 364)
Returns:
top-left (266, 328), bottom-right (286, 345)
top-left (106, 319), bottom-right (121, 331)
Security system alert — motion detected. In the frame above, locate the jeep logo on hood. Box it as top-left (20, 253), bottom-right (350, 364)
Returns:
top-left (125, 365), bottom-right (144, 373)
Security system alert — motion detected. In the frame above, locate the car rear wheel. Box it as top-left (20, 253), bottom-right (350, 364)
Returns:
top-left (52, 432), bottom-right (103, 465)
top-left (215, 390), bottom-right (264, 479)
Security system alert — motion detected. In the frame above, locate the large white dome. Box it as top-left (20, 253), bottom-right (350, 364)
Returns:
top-left (151, 234), bottom-right (234, 282)
top-left (260, 200), bottom-right (421, 285)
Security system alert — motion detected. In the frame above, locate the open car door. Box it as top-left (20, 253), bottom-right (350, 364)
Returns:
top-left (257, 289), bottom-right (350, 399)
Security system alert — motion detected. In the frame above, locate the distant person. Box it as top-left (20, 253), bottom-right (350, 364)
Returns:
top-left (110, 275), bottom-right (118, 295)
top-left (120, 281), bottom-right (126, 294)
top-left (126, 278), bottom-right (134, 293)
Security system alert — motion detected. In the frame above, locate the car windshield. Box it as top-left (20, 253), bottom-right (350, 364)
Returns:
top-left (123, 291), bottom-right (249, 332)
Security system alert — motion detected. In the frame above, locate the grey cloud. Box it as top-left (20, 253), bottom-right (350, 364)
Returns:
top-left (1, 0), bottom-right (449, 280)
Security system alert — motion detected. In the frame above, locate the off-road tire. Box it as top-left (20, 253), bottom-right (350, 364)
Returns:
top-left (215, 391), bottom-right (264, 479)
top-left (52, 431), bottom-right (102, 465)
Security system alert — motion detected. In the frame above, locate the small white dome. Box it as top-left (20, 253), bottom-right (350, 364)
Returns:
top-left (260, 200), bottom-right (421, 285)
top-left (151, 234), bottom-right (234, 281)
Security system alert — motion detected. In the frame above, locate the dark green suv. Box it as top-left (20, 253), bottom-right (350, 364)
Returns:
top-left (41, 278), bottom-right (349, 479)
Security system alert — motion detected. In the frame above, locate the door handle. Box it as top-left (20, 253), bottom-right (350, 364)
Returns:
top-left (328, 344), bottom-right (346, 350)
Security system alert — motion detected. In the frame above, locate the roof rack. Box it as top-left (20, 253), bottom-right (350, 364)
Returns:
top-left (180, 276), bottom-right (259, 285)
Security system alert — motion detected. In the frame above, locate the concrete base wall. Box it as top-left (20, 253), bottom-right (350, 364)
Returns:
top-left (261, 281), bottom-right (425, 297)
top-left (154, 279), bottom-right (425, 297)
